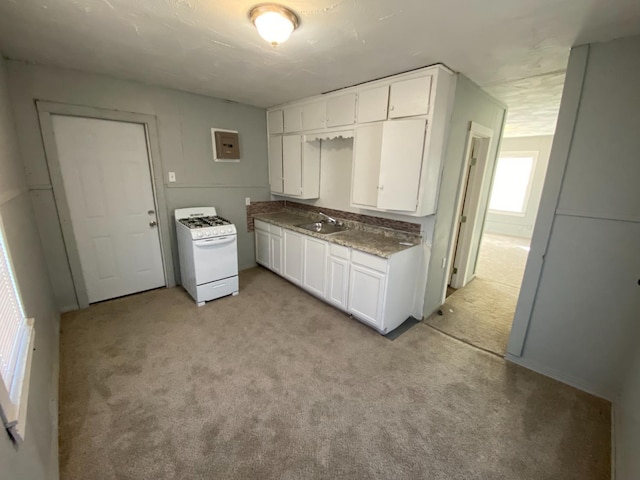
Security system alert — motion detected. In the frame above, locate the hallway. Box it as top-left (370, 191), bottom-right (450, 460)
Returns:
top-left (426, 233), bottom-right (530, 355)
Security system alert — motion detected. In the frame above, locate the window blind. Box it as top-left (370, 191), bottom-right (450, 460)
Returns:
top-left (0, 227), bottom-right (27, 398)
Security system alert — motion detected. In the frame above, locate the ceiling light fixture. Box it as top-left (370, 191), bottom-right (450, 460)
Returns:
top-left (250, 4), bottom-right (299, 46)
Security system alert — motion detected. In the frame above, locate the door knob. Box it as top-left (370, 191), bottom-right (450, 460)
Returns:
top-left (149, 221), bottom-right (157, 227)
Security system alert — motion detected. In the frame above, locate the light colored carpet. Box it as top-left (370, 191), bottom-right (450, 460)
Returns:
top-left (59, 267), bottom-right (610, 480)
top-left (427, 234), bottom-right (530, 355)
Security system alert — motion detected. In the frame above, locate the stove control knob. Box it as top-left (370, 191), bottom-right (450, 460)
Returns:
top-left (227, 228), bottom-right (233, 233)
top-left (196, 231), bottom-right (203, 238)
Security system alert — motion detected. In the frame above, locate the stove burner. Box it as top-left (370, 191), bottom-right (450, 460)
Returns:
top-left (179, 215), bottom-right (232, 229)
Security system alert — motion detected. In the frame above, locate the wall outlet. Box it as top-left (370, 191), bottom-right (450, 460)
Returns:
top-left (168, 172), bottom-right (176, 183)
top-left (245, 197), bottom-right (251, 206)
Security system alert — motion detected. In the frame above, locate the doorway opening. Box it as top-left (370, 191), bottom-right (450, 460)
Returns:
top-left (427, 134), bottom-right (552, 356)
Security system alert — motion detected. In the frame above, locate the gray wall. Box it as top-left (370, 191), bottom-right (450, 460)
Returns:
top-left (0, 58), bottom-right (60, 480)
top-left (423, 75), bottom-right (506, 317)
top-left (507, 36), bottom-right (640, 402)
top-left (617, 346), bottom-right (640, 479)
top-left (7, 61), bottom-right (270, 311)
top-left (484, 135), bottom-right (552, 239)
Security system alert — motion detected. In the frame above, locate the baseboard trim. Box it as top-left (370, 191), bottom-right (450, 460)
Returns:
top-left (611, 405), bottom-right (617, 480)
top-left (504, 353), bottom-right (614, 401)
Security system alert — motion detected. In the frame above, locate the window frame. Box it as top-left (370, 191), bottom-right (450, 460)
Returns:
top-left (0, 213), bottom-right (35, 443)
top-left (488, 150), bottom-right (539, 217)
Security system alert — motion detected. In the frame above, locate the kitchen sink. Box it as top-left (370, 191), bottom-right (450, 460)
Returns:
top-left (296, 222), bottom-right (348, 235)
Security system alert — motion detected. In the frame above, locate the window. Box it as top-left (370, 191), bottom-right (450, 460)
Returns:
top-left (489, 152), bottom-right (537, 214)
top-left (0, 214), bottom-right (34, 443)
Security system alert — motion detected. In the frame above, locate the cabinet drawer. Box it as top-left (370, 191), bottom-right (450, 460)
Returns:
top-left (254, 219), bottom-right (269, 231)
top-left (351, 249), bottom-right (387, 273)
top-left (270, 225), bottom-right (282, 236)
top-left (329, 243), bottom-right (350, 260)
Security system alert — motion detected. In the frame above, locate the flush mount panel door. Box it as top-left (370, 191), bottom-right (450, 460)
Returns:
top-left (352, 123), bottom-right (383, 207)
top-left (52, 115), bottom-right (165, 303)
top-left (283, 229), bottom-right (304, 285)
top-left (267, 109), bottom-right (284, 134)
top-left (268, 136), bottom-right (284, 194)
top-left (327, 94), bottom-right (357, 127)
top-left (326, 255), bottom-right (349, 311)
top-left (377, 119), bottom-right (426, 211)
top-left (270, 234), bottom-right (283, 274)
top-left (388, 76), bottom-right (432, 118)
top-left (282, 135), bottom-right (302, 196)
top-left (302, 101), bottom-right (326, 131)
top-left (302, 236), bottom-right (328, 298)
top-left (357, 85), bottom-right (389, 124)
top-left (283, 106), bottom-right (303, 133)
top-left (348, 264), bottom-right (386, 329)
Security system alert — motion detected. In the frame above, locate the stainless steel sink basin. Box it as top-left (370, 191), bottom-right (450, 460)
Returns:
top-left (296, 222), bottom-right (348, 235)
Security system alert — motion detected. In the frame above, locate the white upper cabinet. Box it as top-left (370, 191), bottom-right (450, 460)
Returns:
top-left (282, 135), bottom-right (303, 196)
top-left (378, 118), bottom-right (426, 210)
top-left (268, 136), bottom-right (283, 194)
top-left (357, 85), bottom-right (389, 123)
top-left (389, 76), bottom-right (432, 118)
top-left (283, 106), bottom-right (303, 133)
top-left (280, 134), bottom-right (320, 199)
top-left (302, 101), bottom-right (326, 131)
top-left (352, 119), bottom-right (426, 212)
top-left (267, 109), bottom-right (284, 134)
top-left (326, 94), bottom-right (357, 127)
top-left (352, 123), bottom-right (383, 207)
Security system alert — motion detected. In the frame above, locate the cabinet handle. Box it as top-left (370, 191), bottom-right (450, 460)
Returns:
top-left (390, 105), bottom-right (395, 111)
top-left (379, 185), bottom-right (384, 191)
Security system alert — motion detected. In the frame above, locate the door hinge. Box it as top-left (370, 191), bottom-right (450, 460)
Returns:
top-left (452, 267), bottom-right (458, 274)
top-left (460, 215), bottom-right (467, 223)
top-left (470, 158), bottom-right (477, 166)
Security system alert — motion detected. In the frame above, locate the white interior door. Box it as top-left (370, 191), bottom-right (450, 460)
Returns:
top-left (52, 115), bottom-right (165, 303)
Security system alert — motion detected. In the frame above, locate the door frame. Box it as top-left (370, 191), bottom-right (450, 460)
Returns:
top-left (36, 101), bottom-right (175, 308)
top-left (446, 121), bottom-right (494, 289)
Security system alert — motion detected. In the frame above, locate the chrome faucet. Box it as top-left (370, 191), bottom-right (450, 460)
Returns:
top-left (319, 212), bottom-right (338, 225)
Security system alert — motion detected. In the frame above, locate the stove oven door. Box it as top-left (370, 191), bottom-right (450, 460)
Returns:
top-left (193, 235), bottom-right (238, 285)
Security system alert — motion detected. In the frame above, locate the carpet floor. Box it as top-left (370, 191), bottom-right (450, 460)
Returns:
top-left (426, 234), bottom-right (530, 355)
top-left (59, 267), bottom-right (610, 480)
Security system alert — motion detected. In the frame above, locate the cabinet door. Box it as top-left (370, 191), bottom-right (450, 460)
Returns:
top-left (348, 264), bottom-right (386, 329)
top-left (268, 136), bottom-right (283, 194)
top-left (303, 236), bottom-right (328, 298)
top-left (352, 123), bottom-right (383, 207)
top-left (268, 109), bottom-right (284, 134)
top-left (357, 85), bottom-right (389, 123)
top-left (326, 256), bottom-right (349, 310)
top-left (282, 135), bottom-right (302, 196)
top-left (377, 119), bottom-right (426, 211)
top-left (270, 234), bottom-right (282, 274)
top-left (302, 102), bottom-right (326, 131)
top-left (283, 229), bottom-right (303, 285)
top-left (327, 94), bottom-right (357, 127)
top-left (283, 106), bottom-right (303, 133)
top-left (389, 76), bottom-right (432, 118)
top-left (255, 230), bottom-right (271, 268)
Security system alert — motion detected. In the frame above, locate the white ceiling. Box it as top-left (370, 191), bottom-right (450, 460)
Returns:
top-left (1, 0), bottom-right (640, 137)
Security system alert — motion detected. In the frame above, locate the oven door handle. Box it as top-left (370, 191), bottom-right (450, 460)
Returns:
top-left (194, 236), bottom-right (236, 247)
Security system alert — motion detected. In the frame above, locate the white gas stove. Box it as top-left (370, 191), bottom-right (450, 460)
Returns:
top-left (175, 207), bottom-right (239, 306)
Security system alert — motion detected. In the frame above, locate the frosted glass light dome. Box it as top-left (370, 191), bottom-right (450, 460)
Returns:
top-left (250, 4), bottom-right (299, 46)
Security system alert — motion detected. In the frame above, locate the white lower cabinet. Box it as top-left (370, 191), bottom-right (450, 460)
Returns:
top-left (270, 233), bottom-right (282, 274)
top-left (326, 249), bottom-right (350, 311)
top-left (302, 236), bottom-right (328, 298)
top-left (255, 224), bottom-right (420, 334)
top-left (348, 263), bottom-right (387, 329)
top-left (283, 229), bottom-right (304, 285)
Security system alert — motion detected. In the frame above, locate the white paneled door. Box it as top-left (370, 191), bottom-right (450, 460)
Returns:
top-left (52, 115), bottom-right (165, 303)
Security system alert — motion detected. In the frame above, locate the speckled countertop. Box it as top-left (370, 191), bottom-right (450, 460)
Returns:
top-left (253, 210), bottom-right (422, 258)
